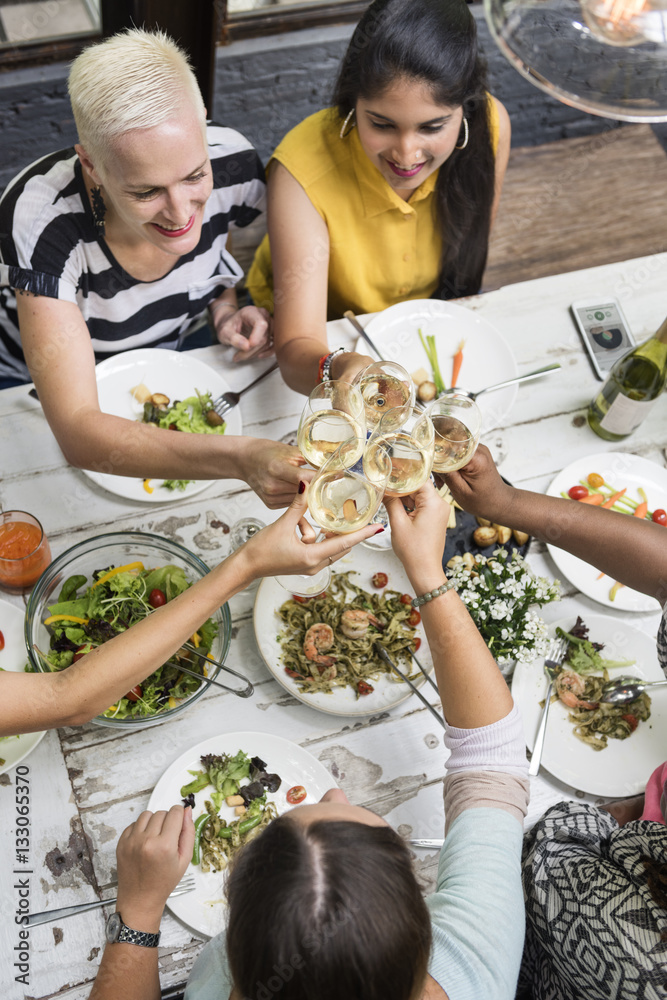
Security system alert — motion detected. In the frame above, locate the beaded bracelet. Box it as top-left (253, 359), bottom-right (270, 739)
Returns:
top-left (411, 580), bottom-right (456, 608)
top-left (318, 347), bottom-right (347, 382)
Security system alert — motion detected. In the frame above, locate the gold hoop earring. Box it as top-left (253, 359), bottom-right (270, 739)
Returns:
top-left (339, 109), bottom-right (356, 140)
top-left (455, 118), bottom-right (469, 151)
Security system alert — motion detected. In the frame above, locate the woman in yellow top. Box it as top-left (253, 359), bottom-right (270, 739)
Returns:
top-left (247, 0), bottom-right (510, 395)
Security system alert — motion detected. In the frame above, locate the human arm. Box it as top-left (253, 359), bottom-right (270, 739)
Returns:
top-left (208, 246), bottom-right (273, 363)
top-left (268, 163), bottom-right (373, 394)
top-left (89, 806), bottom-right (194, 1000)
top-left (385, 483), bottom-right (513, 728)
top-left (0, 487), bottom-right (380, 736)
top-left (444, 444), bottom-right (667, 605)
top-left (16, 293), bottom-right (303, 507)
top-left (490, 97), bottom-right (511, 229)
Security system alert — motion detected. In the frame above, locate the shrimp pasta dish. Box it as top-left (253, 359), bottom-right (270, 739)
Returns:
top-left (277, 573), bottom-right (420, 697)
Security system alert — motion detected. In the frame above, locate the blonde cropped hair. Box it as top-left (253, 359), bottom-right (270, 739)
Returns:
top-left (68, 28), bottom-right (206, 167)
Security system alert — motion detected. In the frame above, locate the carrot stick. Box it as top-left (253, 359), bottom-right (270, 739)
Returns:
top-left (451, 340), bottom-right (465, 387)
top-left (633, 501), bottom-right (649, 518)
top-left (578, 493), bottom-right (605, 505)
top-left (596, 571), bottom-right (605, 579)
top-left (601, 488), bottom-right (627, 509)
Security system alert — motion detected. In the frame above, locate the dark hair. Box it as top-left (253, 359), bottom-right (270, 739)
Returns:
top-left (226, 815), bottom-right (432, 1000)
top-left (332, 0), bottom-right (495, 298)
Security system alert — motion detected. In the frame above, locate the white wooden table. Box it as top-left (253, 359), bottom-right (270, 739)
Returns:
top-left (1, 253), bottom-right (666, 1000)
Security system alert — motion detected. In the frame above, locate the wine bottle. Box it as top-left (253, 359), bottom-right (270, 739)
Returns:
top-left (587, 315), bottom-right (667, 441)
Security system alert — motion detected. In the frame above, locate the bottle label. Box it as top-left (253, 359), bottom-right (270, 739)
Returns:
top-left (599, 394), bottom-right (657, 435)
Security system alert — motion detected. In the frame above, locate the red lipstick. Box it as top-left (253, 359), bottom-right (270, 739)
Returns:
top-left (151, 214), bottom-right (196, 238)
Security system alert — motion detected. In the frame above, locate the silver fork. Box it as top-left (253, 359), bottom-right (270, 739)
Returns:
top-left (26, 874), bottom-right (196, 927)
top-left (528, 637), bottom-right (569, 777)
top-left (212, 362), bottom-right (279, 419)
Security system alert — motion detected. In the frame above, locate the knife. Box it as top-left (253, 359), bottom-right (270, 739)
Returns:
top-left (344, 310), bottom-right (387, 361)
top-left (373, 642), bottom-right (445, 730)
top-left (408, 839), bottom-right (444, 849)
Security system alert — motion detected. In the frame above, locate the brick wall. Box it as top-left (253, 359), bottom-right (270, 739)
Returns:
top-left (0, 12), bottom-right (628, 194)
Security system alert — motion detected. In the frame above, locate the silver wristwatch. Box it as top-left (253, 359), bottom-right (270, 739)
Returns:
top-left (105, 911), bottom-right (160, 948)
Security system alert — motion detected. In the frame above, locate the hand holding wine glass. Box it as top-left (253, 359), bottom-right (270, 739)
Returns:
top-left (307, 437), bottom-right (392, 534)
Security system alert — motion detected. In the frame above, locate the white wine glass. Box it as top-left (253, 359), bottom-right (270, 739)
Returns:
top-left (307, 437), bottom-right (391, 534)
top-left (427, 392), bottom-right (482, 474)
top-left (353, 360), bottom-right (416, 431)
top-left (363, 405), bottom-right (435, 498)
top-left (297, 380), bottom-right (366, 470)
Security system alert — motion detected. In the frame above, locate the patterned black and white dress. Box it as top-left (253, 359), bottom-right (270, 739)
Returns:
top-left (518, 605), bottom-right (667, 1000)
top-left (0, 123), bottom-right (265, 383)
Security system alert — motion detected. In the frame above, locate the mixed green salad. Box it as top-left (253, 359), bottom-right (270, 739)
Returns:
top-left (139, 390), bottom-right (226, 493)
top-left (28, 562), bottom-right (218, 720)
top-left (181, 750), bottom-right (281, 872)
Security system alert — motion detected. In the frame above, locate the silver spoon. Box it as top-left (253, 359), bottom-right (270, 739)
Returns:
top-left (447, 363), bottom-right (561, 400)
top-left (599, 675), bottom-right (667, 704)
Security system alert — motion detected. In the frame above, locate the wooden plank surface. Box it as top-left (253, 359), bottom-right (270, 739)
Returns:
top-left (485, 125), bottom-right (667, 290)
top-left (1, 253), bottom-right (666, 1000)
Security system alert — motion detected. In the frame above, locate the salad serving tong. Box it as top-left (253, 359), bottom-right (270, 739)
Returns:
top-left (528, 637), bottom-right (569, 777)
top-left (176, 642), bottom-right (254, 698)
top-left (27, 874), bottom-right (195, 927)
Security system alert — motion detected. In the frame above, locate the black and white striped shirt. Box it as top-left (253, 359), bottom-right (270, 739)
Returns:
top-left (0, 123), bottom-right (265, 382)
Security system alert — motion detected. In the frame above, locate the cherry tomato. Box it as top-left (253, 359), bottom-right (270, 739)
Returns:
top-left (0, 630), bottom-right (4, 651)
top-left (292, 595), bottom-right (307, 603)
top-left (621, 713), bottom-right (638, 732)
top-left (72, 644), bottom-right (89, 663)
top-left (652, 509), bottom-right (667, 525)
top-left (407, 609), bottom-right (421, 626)
top-left (357, 680), bottom-right (374, 696)
top-left (587, 472), bottom-right (605, 489)
top-left (413, 637), bottom-right (422, 652)
top-left (149, 588), bottom-right (167, 608)
top-left (568, 485), bottom-right (589, 500)
top-left (400, 593), bottom-right (413, 605)
top-left (372, 572), bottom-right (388, 589)
top-left (125, 686), bottom-right (142, 702)
top-left (286, 785), bottom-right (307, 805)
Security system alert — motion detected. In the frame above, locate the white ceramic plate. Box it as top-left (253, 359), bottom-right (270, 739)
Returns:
top-left (0, 600), bottom-right (46, 774)
top-left (546, 452), bottom-right (666, 612)
top-left (358, 299), bottom-right (518, 432)
top-left (148, 731), bottom-right (336, 938)
top-left (512, 614), bottom-right (666, 796)
top-left (84, 349), bottom-right (243, 502)
top-left (254, 545), bottom-right (434, 718)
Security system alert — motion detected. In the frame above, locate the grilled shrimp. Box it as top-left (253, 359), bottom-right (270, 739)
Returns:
top-left (339, 609), bottom-right (383, 639)
top-left (303, 623), bottom-right (336, 667)
top-left (555, 670), bottom-right (599, 710)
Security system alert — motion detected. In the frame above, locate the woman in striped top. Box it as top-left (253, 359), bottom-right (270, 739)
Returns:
top-left (0, 29), bottom-right (305, 508)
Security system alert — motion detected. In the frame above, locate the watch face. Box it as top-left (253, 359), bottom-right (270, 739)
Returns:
top-left (106, 912), bottom-right (122, 943)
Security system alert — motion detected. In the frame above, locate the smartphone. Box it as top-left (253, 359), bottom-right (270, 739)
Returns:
top-left (570, 299), bottom-right (636, 380)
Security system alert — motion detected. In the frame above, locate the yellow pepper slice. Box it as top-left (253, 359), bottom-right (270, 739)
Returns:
top-left (168, 696), bottom-right (179, 709)
top-left (44, 614), bottom-right (89, 625)
top-left (191, 631), bottom-right (200, 648)
top-left (91, 561), bottom-right (145, 589)
top-left (143, 479), bottom-right (154, 493)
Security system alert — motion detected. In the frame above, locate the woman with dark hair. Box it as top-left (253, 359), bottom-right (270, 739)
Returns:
top-left (88, 481), bottom-right (530, 1000)
top-left (247, 0), bottom-right (510, 394)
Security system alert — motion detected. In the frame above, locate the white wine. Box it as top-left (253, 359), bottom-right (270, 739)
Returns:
top-left (588, 315), bottom-right (667, 441)
top-left (356, 366), bottom-right (414, 428)
top-left (364, 432), bottom-right (432, 498)
top-left (297, 411), bottom-right (365, 469)
top-left (309, 473), bottom-right (381, 533)
top-left (431, 415), bottom-right (476, 473)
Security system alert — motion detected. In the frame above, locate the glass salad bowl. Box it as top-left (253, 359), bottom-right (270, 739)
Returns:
top-left (25, 531), bottom-right (232, 730)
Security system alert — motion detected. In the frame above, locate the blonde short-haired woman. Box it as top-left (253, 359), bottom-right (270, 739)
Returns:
top-left (0, 29), bottom-right (304, 509)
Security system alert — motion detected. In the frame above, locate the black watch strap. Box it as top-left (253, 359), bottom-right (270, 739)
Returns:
top-left (106, 911), bottom-right (160, 948)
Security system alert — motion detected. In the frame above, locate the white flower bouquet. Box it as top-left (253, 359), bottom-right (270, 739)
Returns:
top-left (446, 549), bottom-right (560, 672)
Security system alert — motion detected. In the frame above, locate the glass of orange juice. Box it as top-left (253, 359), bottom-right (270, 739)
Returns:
top-left (0, 511), bottom-right (52, 594)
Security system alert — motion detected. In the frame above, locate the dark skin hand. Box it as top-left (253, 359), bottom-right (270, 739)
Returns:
top-left (443, 445), bottom-right (667, 606)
